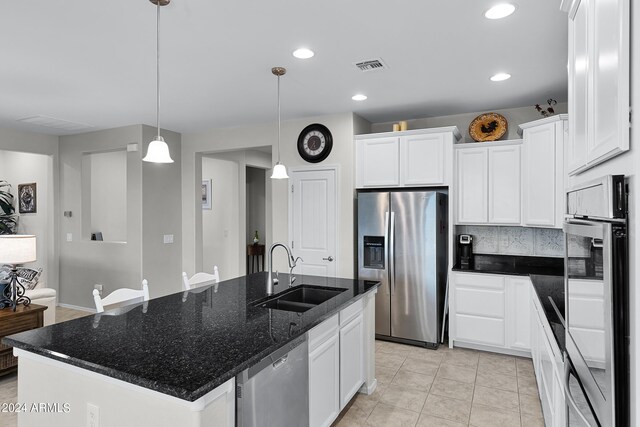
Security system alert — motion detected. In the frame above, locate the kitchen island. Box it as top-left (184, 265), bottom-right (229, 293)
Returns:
top-left (4, 273), bottom-right (379, 427)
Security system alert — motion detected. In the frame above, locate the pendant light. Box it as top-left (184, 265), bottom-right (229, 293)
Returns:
top-left (143, 0), bottom-right (174, 164)
top-left (270, 67), bottom-right (289, 179)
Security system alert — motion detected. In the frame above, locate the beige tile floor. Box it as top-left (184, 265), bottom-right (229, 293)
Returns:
top-left (0, 306), bottom-right (89, 427)
top-left (1, 310), bottom-right (545, 427)
top-left (333, 340), bottom-right (544, 427)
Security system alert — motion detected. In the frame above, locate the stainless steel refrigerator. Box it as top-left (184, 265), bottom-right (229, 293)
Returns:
top-left (357, 190), bottom-right (448, 348)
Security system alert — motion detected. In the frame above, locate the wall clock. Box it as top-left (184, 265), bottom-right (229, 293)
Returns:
top-left (297, 123), bottom-right (333, 163)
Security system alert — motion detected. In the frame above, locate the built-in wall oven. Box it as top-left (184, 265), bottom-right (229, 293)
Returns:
top-left (563, 175), bottom-right (629, 427)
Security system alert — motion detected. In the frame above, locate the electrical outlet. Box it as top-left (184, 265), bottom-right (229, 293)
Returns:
top-left (163, 234), bottom-right (174, 244)
top-left (94, 284), bottom-right (103, 297)
top-left (66, 233), bottom-right (73, 242)
top-left (87, 403), bottom-right (99, 427)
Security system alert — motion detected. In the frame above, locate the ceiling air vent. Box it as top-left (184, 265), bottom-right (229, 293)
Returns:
top-left (17, 115), bottom-right (94, 132)
top-left (354, 58), bottom-right (388, 72)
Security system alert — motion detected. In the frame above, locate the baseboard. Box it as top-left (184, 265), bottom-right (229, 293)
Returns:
top-left (452, 340), bottom-right (532, 358)
top-left (57, 302), bottom-right (95, 313)
top-left (359, 379), bottom-right (377, 395)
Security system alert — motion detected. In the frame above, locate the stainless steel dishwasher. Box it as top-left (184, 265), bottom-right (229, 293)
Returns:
top-left (236, 336), bottom-right (309, 427)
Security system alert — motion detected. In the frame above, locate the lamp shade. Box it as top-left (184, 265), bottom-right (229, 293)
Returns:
top-left (143, 136), bottom-right (174, 163)
top-left (0, 235), bottom-right (37, 264)
top-left (270, 163), bottom-right (289, 179)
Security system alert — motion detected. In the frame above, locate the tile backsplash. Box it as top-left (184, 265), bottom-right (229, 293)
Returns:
top-left (456, 225), bottom-right (565, 258)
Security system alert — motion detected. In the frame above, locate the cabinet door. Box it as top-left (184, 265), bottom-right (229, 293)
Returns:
top-left (309, 333), bottom-right (340, 427)
top-left (456, 147), bottom-right (488, 224)
top-left (357, 137), bottom-right (400, 187)
top-left (339, 313), bottom-right (364, 409)
top-left (567, 0), bottom-right (589, 174)
top-left (522, 124), bottom-right (558, 227)
top-left (400, 133), bottom-right (445, 186)
top-left (488, 145), bottom-right (521, 224)
top-left (553, 371), bottom-right (566, 427)
top-left (588, 0), bottom-right (630, 164)
top-left (506, 277), bottom-right (532, 351)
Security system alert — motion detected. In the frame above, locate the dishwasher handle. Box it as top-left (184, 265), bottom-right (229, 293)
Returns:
top-left (272, 354), bottom-right (288, 369)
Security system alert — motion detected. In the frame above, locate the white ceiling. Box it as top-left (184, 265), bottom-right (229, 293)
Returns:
top-left (0, 0), bottom-right (568, 136)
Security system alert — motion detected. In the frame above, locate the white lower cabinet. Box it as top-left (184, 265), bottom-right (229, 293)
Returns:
top-left (309, 329), bottom-right (340, 427)
top-left (450, 272), bottom-right (531, 354)
top-left (308, 300), bottom-right (366, 427)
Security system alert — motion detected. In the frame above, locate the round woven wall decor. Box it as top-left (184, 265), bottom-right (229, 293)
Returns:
top-left (469, 112), bottom-right (508, 142)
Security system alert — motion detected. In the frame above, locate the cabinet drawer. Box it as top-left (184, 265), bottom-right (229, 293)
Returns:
top-left (455, 314), bottom-right (505, 346)
top-left (453, 273), bottom-right (505, 290)
top-left (455, 288), bottom-right (505, 318)
top-left (340, 299), bottom-right (363, 326)
top-left (309, 314), bottom-right (339, 352)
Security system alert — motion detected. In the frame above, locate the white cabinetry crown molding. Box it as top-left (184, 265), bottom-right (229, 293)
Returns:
top-left (517, 114), bottom-right (569, 135)
top-left (355, 126), bottom-right (462, 142)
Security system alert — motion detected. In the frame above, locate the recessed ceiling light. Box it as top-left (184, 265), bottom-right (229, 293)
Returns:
top-left (352, 94), bottom-right (368, 101)
top-left (293, 48), bottom-right (314, 59)
top-left (484, 3), bottom-right (516, 19)
top-left (490, 73), bottom-right (511, 82)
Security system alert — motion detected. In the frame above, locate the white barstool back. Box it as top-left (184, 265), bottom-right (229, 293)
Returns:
top-left (93, 279), bottom-right (150, 313)
top-left (182, 266), bottom-right (220, 291)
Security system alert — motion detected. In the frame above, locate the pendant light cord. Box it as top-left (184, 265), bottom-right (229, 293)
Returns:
top-left (156, 1), bottom-right (161, 138)
top-left (277, 74), bottom-right (281, 162)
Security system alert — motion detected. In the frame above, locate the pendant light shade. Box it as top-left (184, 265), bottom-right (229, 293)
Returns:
top-left (143, 136), bottom-right (174, 163)
top-left (270, 67), bottom-right (288, 180)
top-left (143, 0), bottom-right (174, 164)
top-left (271, 162), bottom-right (289, 179)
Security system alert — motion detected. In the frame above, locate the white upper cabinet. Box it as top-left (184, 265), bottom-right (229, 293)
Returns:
top-left (456, 147), bottom-right (489, 224)
top-left (355, 127), bottom-right (461, 189)
top-left (566, 0), bottom-right (630, 174)
top-left (520, 116), bottom-right (567, 229)
top-left (400, 133), bottom-right (445, 186)
top-left (357, 137), bottom-right (400, 187)
top-left (455, 140), bottom-right (522, 225)
top-left (488, 145), bottom-right (521, 224)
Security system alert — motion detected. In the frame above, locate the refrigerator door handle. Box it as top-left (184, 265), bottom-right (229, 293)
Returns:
top-left (390, 211), bottom-right (395, 296)
top-left (384, 211), bottom-right (390, 295)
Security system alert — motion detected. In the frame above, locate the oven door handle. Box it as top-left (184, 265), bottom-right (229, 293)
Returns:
top-left (563, 351), bottom-right (596, 427)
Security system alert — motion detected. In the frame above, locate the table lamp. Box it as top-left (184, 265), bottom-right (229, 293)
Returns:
top-left (0, 235), bottom-right (36, 311)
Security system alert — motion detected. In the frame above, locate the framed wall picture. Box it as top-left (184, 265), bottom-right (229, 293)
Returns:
top-left (202, 179), bottom-right (212, 210)
top-left (18, 183), bottom-right (37, 214)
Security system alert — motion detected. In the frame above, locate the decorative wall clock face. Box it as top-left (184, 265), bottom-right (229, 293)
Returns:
top-left (297, 123), bottom-right (333, 163)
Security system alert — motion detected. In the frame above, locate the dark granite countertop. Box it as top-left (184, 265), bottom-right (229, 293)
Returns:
top-left (452, 254), bottom-right (564, 277)
top-left (529, 274), bottom-right (565, 353)
top-left (3, 273), bottom-right (379, 402)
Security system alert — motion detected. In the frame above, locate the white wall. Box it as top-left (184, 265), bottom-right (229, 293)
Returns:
top-left (0, 150), bottom-right (53, 286)
top-left (0, 128), bottom-right (59, 292)
top-left (370, 103), bottom-right (568, 142)
top-left (246, 166), bottom-right (266, 245)
top-left (182, 113), bottom-right (359, 279)
top-left (202, 156), bottom-right (240, 280)
top-left (88, 150), bottom-right (127, 242)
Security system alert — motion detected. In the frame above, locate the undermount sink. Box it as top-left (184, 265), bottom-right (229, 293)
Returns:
top-left (253, 285), bottom-right (348, 313)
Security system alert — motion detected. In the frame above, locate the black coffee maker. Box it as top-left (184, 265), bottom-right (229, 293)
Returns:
top-left (457, 234), bottom-right (473, 270)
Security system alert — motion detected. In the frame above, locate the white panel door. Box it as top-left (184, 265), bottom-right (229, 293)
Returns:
top-left (506, 277), bottom-right (532, 351)
top-left (588, 0), bottom-right (630, 164)
top-left (359, 137), bottom-right (400, 187)
top-left (567, 0), bottom-right (590, 174)
top-left (400, 133), bottom-right (445, 186)
top-left (339, 313), bottom-right (364, 409)
top-left (522, 123), bottom-right (557, 227)
top-left (488, 145), bottom-right (521, 224)
top-left (456, 147), bottom-right (488, 224)
top-left (309, 333), bottom-right (340, 427)
top-left (290, 169), bottom-right (337, 277)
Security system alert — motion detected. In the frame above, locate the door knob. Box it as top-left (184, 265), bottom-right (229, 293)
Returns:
top-left (323, 256), bottom-right (334, 262)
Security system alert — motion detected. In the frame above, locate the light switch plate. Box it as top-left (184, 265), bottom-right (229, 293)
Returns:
top-left (163, 234), bottom-right (174, 244)
top-left (87, 403), bottom-right (99, 427)
top-left (66, 233), bottom-right (73, 242)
